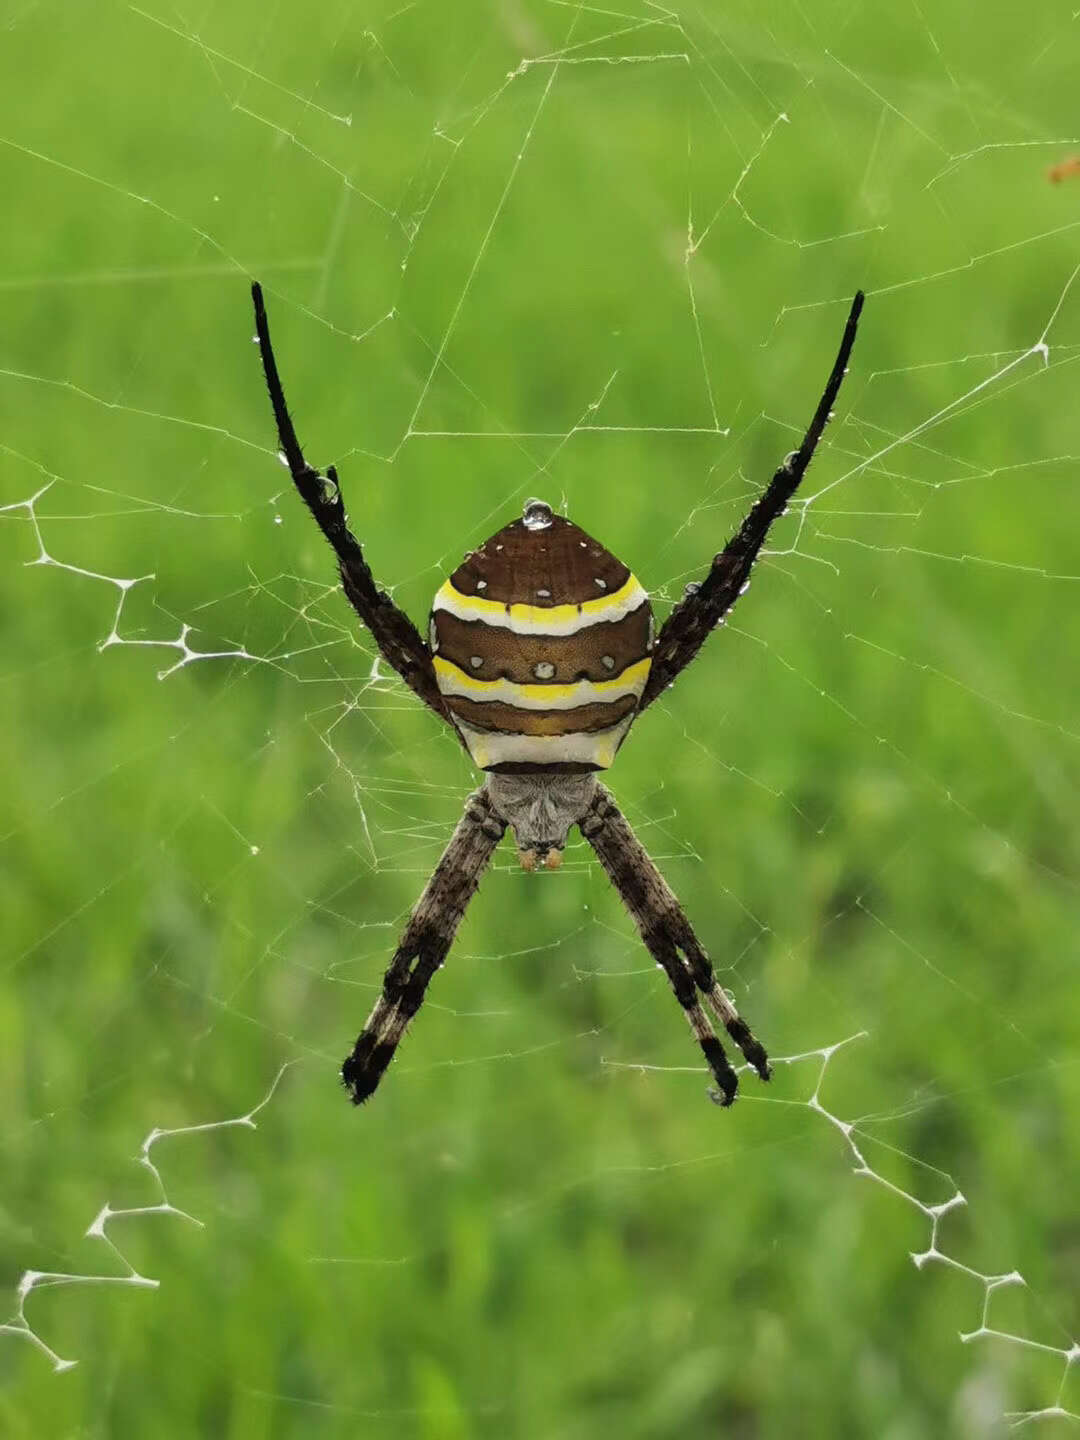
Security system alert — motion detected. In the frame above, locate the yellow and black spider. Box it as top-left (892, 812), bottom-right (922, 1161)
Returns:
top-left (251, 282), bottom-right (864, 1109)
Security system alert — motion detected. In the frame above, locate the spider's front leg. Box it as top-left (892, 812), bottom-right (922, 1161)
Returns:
top-left (250, 282), bottom-right (449, 725)
top-left (640, 291), bottom-right (864, 711)
top-left (580, 785), bottom-right (769, 1106)
top-left (342, 788), bottom-right (506, 1103)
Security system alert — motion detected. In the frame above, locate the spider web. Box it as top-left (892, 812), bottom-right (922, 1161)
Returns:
top-left (1, 1), bottom-right (1077, 1433)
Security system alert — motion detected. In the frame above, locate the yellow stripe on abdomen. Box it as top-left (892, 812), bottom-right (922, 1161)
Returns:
top-left (432, 574), bottom-right (648, 636)
top-left (433, 655), bottom-right (650, 710)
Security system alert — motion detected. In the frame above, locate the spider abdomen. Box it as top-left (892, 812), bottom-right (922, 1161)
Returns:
top-left (430, 501), bottom-right (653, 770)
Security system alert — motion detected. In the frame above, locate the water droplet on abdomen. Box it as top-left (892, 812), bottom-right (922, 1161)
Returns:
top-left (523, 498), bottom-right (554, 530)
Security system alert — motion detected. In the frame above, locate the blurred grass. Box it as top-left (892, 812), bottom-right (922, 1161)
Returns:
top-left (1, 1), bottom-right (1078, 1436)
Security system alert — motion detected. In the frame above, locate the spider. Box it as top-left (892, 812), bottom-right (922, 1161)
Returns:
top-left (250, 282), bottom-right (864, 1108)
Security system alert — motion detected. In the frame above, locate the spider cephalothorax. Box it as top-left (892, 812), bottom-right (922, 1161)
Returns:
top-left (251, 281), bottom-right (864, 1109)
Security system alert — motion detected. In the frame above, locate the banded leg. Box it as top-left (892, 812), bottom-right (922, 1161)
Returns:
top-left (580, 785), bottom-right (769, 1105)
top-left (640, 291), bottom-right (864, 711)
top-left (640, 927), bottom-right (742, 1106)
top-left (342, 788), bottom-right (506, 1103)
top-left (251, 282), bottom-right (449, 724)
top-left (670, 922), bottom-right (771, 1083)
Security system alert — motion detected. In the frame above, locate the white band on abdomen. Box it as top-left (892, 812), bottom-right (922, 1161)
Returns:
top-left (452, 714), bottom-right (636, 770)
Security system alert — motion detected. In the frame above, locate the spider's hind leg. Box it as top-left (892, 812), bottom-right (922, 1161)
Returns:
top-left (580, 785), bottom-right (769, 1104)
top-left (677, 928), bottom-right (771, 1083)
top-left (342, 944), bottom-right (444, 1104)
top-left (646, 929), bottom-right (741, 1106)
top-left (341, 789), bottom-right (506, 1104)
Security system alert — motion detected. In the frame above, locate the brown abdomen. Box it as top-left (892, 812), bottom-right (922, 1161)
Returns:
top-left (430, 501), bottom-right (652, 769)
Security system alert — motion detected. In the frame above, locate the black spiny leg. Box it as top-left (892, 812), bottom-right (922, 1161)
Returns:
top-left (640, 291), bottom-right (864, 711)
top-left (671, 923), bottom-right (771, 1084)
top-left (343, 789), bottom-right (506, 1103)
top-left (250, 282), bottom-right (449, 723)
top-left (580, 786), bottom-right (769, 1106)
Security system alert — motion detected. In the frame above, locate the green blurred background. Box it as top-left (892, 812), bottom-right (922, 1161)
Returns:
top-left (1, 2), bottom-right (1078, 1435)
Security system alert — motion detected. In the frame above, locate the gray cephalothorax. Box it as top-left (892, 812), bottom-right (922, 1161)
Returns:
top-left (484, 771), bottom-right (597, 871)
top-left (251, 279), bottom-right (865, 1110)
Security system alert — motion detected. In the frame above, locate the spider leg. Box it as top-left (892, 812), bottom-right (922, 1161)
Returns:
top-left (579, 785), bottom-right (768, 1106)
top-left (668, 919), bottom-right (771, 1082)
top-left (640, 291), bottom-right (864, 711)
top-left (250, 282), bottom-right (449, 724)
top-left (342, 788), bottom-right (506, 1103)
